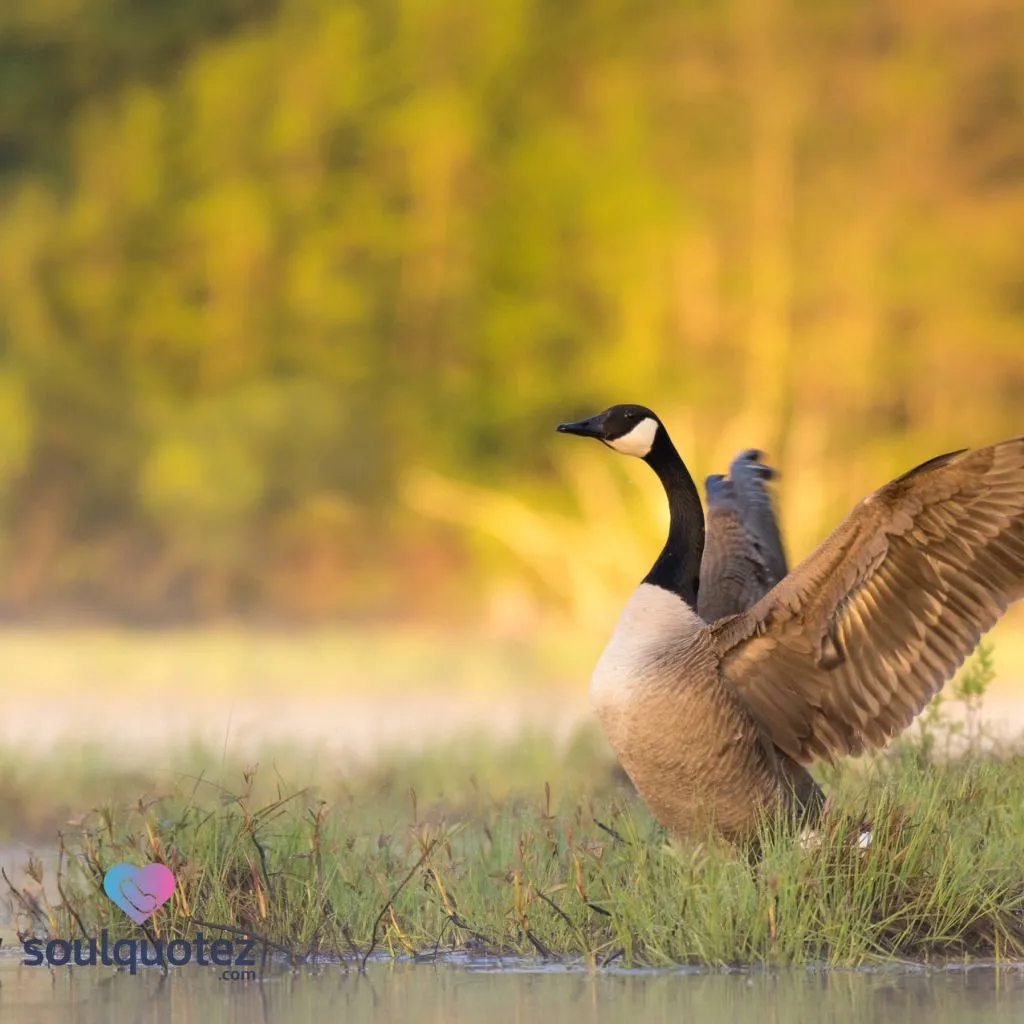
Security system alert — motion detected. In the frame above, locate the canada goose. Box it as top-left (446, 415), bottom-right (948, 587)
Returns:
top-left (557, 404), bottom-right (1024, 845)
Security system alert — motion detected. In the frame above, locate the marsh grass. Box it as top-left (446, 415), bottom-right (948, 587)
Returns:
top-left (6, 740), bottom-right (1024, 967)
top-left (5, 644), bottom-right (1024, 968)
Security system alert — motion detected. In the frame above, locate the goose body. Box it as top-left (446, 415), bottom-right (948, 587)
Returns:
top-left (558, 404), bottom-right (1024, 845)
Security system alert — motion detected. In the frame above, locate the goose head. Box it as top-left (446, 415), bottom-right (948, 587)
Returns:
top-left (556, 404), bottom-right (662, 459)
top-left (558, 401), bottom-right (705, 606)
top-left (561, 401), bottom-right (704, 606)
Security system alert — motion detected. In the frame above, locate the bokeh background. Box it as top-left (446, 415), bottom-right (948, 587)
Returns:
top-left (0, 0), bottom-right (1022, 763)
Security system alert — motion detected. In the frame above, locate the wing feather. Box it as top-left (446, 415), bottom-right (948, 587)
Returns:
top-left (698, 451), bottom-right (788, 623)
top-left (711, 438), bottom-right (1024, 763)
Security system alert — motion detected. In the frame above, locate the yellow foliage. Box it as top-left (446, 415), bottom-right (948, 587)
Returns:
top-left (0, 0), bottom-right (1020, 618)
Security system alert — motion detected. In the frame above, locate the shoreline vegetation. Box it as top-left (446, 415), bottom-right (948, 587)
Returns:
top-left (6, 647), bottom-right (1024, 969)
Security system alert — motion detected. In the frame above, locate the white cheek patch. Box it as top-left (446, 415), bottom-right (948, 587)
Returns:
top-left (605, 417), bottom-right (658, 458)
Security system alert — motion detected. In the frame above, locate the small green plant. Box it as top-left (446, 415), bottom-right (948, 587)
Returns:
top-left (952, 641), bottom-right (996, 746)
top-left (891, 641), bottom-right (997, 770)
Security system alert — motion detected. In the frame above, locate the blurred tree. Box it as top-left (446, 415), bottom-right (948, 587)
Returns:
top-left (0, 0), bottom-right (1020, 621)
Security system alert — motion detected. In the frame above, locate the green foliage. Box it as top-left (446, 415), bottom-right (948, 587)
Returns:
top-left (138, 379), bottom-right (345, 554)
top-left (893, 642), bottom-right (999, 770)
top-left (8, 731), bottom-right (1024, 967)
top-left (0, 0), bottom-right (1022, 618)
top-left (955, 641), bottom-right (997, 704)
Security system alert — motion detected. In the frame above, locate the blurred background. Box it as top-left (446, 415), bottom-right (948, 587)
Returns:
top-left (0, 0), bottom-right (1022, 760)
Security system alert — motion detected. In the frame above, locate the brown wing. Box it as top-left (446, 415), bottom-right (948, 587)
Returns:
top-left (710, 438), bottom-right (1024, 764)
top-left (698, 453), bottom-right (787, 623)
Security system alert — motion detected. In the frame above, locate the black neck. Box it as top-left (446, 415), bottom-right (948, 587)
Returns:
top-left (641, 426), bottom-right (705, 607)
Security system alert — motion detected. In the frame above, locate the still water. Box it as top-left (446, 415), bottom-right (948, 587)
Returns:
top-left (2, 953), bottom-right (1023, 1024)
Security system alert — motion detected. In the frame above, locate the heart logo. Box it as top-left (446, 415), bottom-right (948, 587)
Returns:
top-left (103, 863), bottom-right (176, 925)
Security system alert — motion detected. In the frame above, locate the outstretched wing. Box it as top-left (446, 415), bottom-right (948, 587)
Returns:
top-left (698, 451), bottom-right (788, 622)
top-left (711, 438), bottom-right (1024, 763)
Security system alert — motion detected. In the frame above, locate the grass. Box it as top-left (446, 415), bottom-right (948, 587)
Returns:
top-left (4, 657), bottom-right (1024, 969)
top-left (7, 746), bottom-right (1024, 968)
top-left (4, 644), bottom-right (1024, 969)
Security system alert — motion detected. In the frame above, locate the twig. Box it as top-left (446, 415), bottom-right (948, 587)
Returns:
top-left (535, 889), bottom-right (575, 931)
top-left (1, 868), bottom-right (49, 932)
top-left (360, 838), bottom-right (439, 972)
top-left (140, 920), bottom-right (169, 975)
top-left (54, 840), bottom-right (89, 941)
top-left (251, 831), bottom-right (273, 897)
top-left (57, 881), bottom-right (89, 941)
top-left (594, 820), bottom-right (626, 843)
top-left (447, 912), bottom-right (497, 949)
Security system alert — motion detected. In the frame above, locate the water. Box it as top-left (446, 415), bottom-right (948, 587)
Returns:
top-left (2, 953), bottom-right (1023, 1024)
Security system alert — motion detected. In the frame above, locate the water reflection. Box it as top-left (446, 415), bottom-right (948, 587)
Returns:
top-left (2, 955), bottom-right (1022, 1024)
